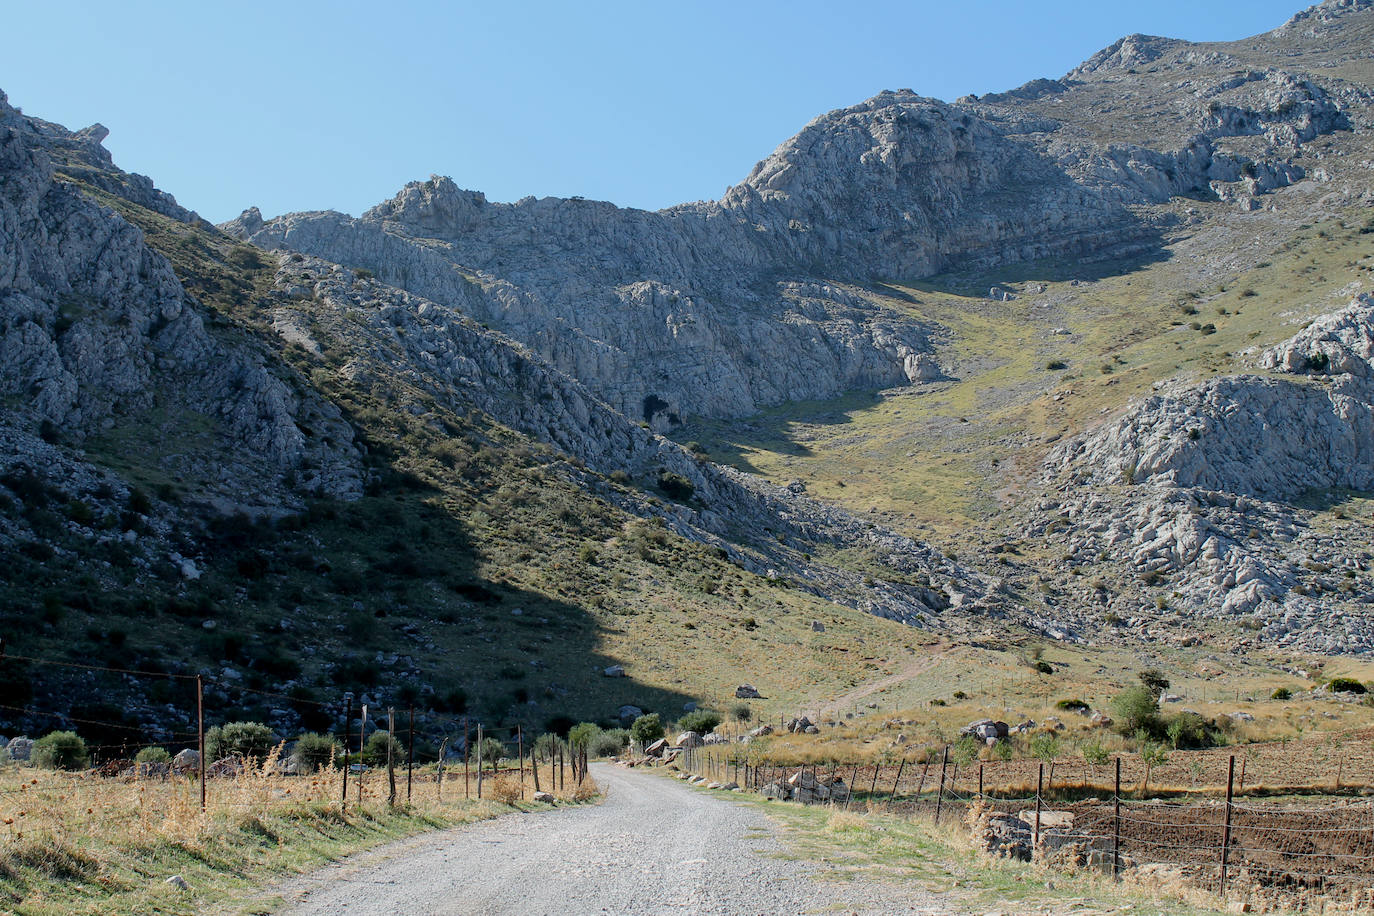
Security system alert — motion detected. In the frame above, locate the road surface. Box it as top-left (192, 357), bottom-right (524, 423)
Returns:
top-left (275, 762), bottom-right (943, 915)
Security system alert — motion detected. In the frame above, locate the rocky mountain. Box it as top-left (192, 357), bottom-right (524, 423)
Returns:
top-left (3, 0), bottom-right (1374, 737)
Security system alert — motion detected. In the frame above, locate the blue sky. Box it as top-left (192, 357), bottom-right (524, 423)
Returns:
top-left (5, 1), bottom-right (1307, 223)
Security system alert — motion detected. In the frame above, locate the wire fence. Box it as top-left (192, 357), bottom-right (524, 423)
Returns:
top-left (675, 745), bottom-right (1374, 912)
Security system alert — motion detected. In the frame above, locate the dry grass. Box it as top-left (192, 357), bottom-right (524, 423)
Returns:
top-left (0, 754), bottom-right (594, 915)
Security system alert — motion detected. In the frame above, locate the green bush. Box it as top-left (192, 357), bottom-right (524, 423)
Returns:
top-left (134, 746), bottom-right (170, 764)
top-left (1165, 711), bottom-right (1221, 749)
top-left (291, 732), bottom-right (343, 773)
top-left (1138, 669), bottom-right (1170, 698)
top-left (591, 728), bottom-right (629, 757)
top-left (730, 702), bottom-right (752, 724)
top-left (567, 722), bottom-right (600, 750)
top-left (1110, 686), bottom-right (1162, 738)
top-left (676, 709), bottom-right (721, 735)
top-left (532, 732), bottom-right (564, 762)
top-left (1271, 687), bottom-right (1293, 701)
top-left (1055, 698), bottom-right (1090, 713)
top-left (206, 721), bottom-right (277, 761)
top-left (476, 736), bottom-right (506, 765)
top-left (656, 471), bottom-right (695, 501)
top-left (32, 731), bottom-right (89, 770)
top-left (629, 713), bottom-right (664, 746)
top-left (1328, 677), bottom-right (1367, 695)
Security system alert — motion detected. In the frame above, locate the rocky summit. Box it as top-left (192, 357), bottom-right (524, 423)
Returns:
top-left (3, 0), bottom-right (1374, 735)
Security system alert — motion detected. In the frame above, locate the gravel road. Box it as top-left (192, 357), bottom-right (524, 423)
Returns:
top-left (275, 762), bottom-right (945, 915)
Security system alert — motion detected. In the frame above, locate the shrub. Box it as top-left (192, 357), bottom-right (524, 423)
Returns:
top-left (629, 713), bottom-right (664, 747)
top-left (291, 732), bottom-right (342, 773)
top-left (1271, 687), bottom-right (1293, 701)
top-left (206, 721), bottom-right (277, 761)
top-left (532, 732), bottom-right (564, 762)
top-left (32, 731), bottom-right (89, 770)
top-left (730, 702), bottom-right (752, 724)
top-left (134, 746), bottom-right (170, 764)
top-left (1328, 677), bottom-right (1367, 695)
top-left (656, 471), bottom-right (695, 501)
top-left (1110, 686), bottom-right (1162, 738)
top-left (476, 736), bottom-right (506, 766)
top-left (1055, 698), bottom-right (1090, 713)
top-left (591, 729), bottom-right (629, 757)
top-left (1045, 360), bottom-right (1067, 370)
top-left (1080, 739), bottom-right (1110, 766)
top-left (1138, 669), bottom-right (1170, 698)
top-left (1165, 711), bottom-right (1220, 749)
top-left (676, 710), bottom-right (720, 735)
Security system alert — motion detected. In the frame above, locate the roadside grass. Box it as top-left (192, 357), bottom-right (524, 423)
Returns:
top-left (712, 786), bottom-right (1220, 914)
top-left (0, 759), bottom-right (590, 916)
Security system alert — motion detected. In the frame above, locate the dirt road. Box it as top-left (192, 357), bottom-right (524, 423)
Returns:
top-left (274, 763), bottom-right (942, 915)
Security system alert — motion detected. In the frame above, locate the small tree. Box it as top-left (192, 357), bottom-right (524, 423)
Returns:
top-left (1030, 732), bottom-right (1061, 792)
top-left (291, 732), bottom-right (343, 773)
top-left (567, 722), bottom-right (600, 751)
top-left (32, 731), bottom-right (89, 770)
top-left (363, 730), bottom-right (403, 766)
top-left (630, 713), bottom-right (664, 747)
top-left (952, 735), bottom-right (979, 768)
top-left (1137, 734), bottom-right (1169, 797)
top-left (1080, 739), bottom-right (1110, 768)
top-left (532, 732), bottom-right (564, 764)
top-left (592, 728), bottom-right (629, 757)
top-left (1110, 686), bottom-right (1162, 738)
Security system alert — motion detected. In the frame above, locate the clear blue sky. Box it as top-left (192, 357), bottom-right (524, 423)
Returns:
top-left (4, 1), bottom-right (1307, 223)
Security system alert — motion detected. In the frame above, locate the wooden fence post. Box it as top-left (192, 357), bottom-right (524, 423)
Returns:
top-left (357, 705), bottom-right (367, 808)
top-left (1113, 756), bottom-right (1121, 880)
top-left (518, 727), bottom-right (525, 800)
top-left (463, 719), bottom-right (470, 799)
top-left (436, 737), bottom-right (448, 802)
top-left (476, 724), bottom-right (484, 799)
top-left (916, 757), bottom-right (931, 796)
top-left (978, 763), bottom-right (984, 799)
top-left (197, 674), bottom-right (206, 812)
top-left (406, 706), bottom-right (414, 804)
top-left (1034, 763), bottom-right (1044, 853)
top-left (934, 746), bottom-right (949, 825)
top-left (386, 708), bottom-right (397, 807)
top-left (1220, 755), bottom-right (1235, 899)
top-left (341, 695), bottom-right (351, 810)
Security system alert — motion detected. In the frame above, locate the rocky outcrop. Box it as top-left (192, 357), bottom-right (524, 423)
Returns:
top-left (0, 90), bottom-right (362, 507)
top-left (1049, 296), bottom-right (1374, 499)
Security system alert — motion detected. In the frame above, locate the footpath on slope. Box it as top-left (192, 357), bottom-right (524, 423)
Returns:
top-left (268, 762), bottom-right (941, 915)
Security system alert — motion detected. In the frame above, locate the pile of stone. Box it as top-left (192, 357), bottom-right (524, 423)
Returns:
top-left (785, 716), bottom-right (819, 735)
top-left (960, 719), bottom-right (1009, 745)
top-left (974, 808), bottom-right (1117, 871)
top-left (760, 769), bottom-right (851, 804)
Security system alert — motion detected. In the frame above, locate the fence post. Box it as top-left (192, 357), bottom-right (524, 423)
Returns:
top-left (406, 706), bottom-right (414, 805)
top-left (1034, 763), bottom-right (1044, 853)
top-left (386, 708), bottom-right (397, 807)
top-left (869, 763), bottom-right (881, 798)
top-left (532, 736), bottom-right (542, 794)
top-left (196, 674), bottom-right (206, 812)
top-left (357, 705), bottom-right (367, 808)
top-left (436, 737), bottom-right (448, 802)
top-left (463, 719), bottom-right (470, 799)
top-left (889, 757), bottom-right (907, 803)
top-left (341, 695), bottom-right (351, 810)
top-left (935, 746), bottom-right (949, 825)
top-left (476, 724), bottom-right (484, 799)
top-left (518, 727), bottom-right (525, 800)
top-left (978, 763), bottom-right (984, 799)
top-left (916, 757), bottom-right (931, 795)
top-left (1113, 756), bottom-right (1121, 880)
top-left (1220, 755), bottom-right (1235, 899)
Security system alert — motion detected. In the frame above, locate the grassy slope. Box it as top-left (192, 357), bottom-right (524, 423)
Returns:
top-left (680, 203), bottom-right (1374, 538)
top-left (0, 175), bottom-right (944, 741)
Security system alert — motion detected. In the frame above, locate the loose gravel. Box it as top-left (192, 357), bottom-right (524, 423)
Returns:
top-left (274, 762), bottom-right (948, 915)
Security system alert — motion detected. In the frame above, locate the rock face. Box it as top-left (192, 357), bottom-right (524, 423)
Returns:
top-left (1040, 296), bottom-right (1374, 652)
top-left (229, 88), bottom-right (1156, 430)
top-left (0, 91), bottom-right (361, 508)
top-left (1051, 296), bottom-right (1374, 499)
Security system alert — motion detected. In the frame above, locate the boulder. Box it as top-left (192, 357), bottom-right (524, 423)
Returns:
top-left (1089, 711), bottom-right (1113, 728)
top-left (748, 724), bottom-right (774, 738)
top-left (644, 738), bottom-right (669, 758)
top-left (618, 705), bottom-right (643, 721)
top-left (172, 749), bottom-right (201, 772)
top-left (603, 665), bottom-right (625, 678)
top-left (6, 737), bottom-right (33, 762)
top-left (811, 621), bottom-right (826, 632)
top-left (674, 731), bottom-right (704, 748)
top-left (532, 791), bottom-right (556, 804)
top-left (734, 684), bottom-right (762, 699)
top-left (961, 719), bottom-right (1009, 741)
